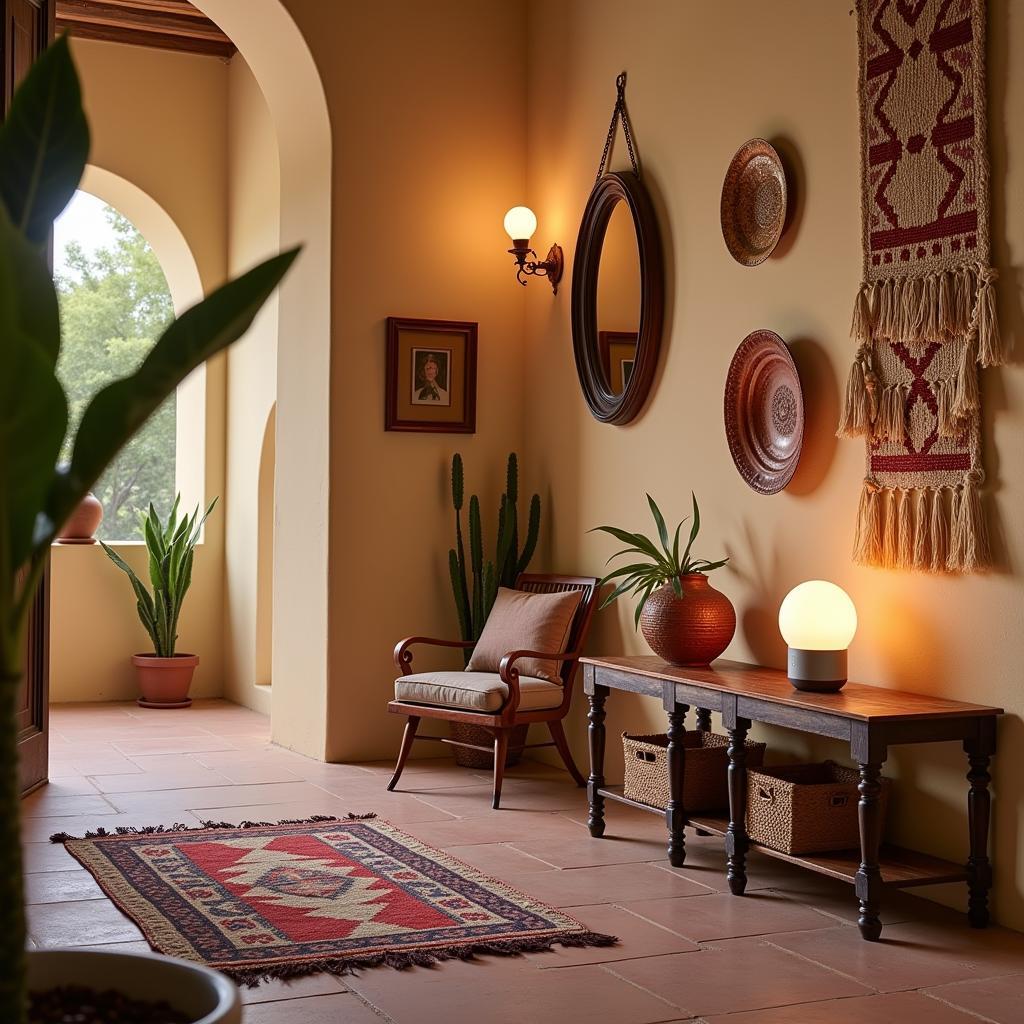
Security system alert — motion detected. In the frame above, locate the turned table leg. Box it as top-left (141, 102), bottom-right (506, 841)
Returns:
top-left (725, 717), bottom-right (751, 895)
top-left (666, 705), bottom-right (689, 866)
top-left (964, 738), bottom-right (994, 928)
top-left (587, 686), bottom-right (608, 838)
top-left (694, 707), bottom-right (712, 835)
top-left (856, 761), bottom-right (884, 940)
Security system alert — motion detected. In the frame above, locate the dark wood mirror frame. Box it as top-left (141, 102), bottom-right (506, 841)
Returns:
top-left (571, 170), bottom-right (664, 425)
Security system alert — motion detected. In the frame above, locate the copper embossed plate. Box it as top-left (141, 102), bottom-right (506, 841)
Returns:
top-left (724, 330), bottom-right (803, 495)
top-left (720, 139), bottom-right (787, 266)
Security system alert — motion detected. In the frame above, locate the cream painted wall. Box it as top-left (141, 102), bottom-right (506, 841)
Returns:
top-left (50, 40), bottom-right (229, 701)
top-left (276, 0), bottom-right (529, 761)
top-left (522, 0), bottom-right (1024, 930)
top-left (223, 55), bottom-right (281, 717)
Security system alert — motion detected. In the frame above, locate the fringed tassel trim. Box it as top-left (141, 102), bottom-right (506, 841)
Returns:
top-left (850, 264), bottom-right (1005, 363)
top-left (49, 814), bottom-right (376, 844)
top-left (853, 477), bottom-right (989, 573)
top-left (947, 471), bottom-right (990, 572)
top-left (866, 340), bottom-right (980, 443)
top-left (221, 930), bottom-right (620, 987)
top-left (837, 344), bottom-right (879, 439)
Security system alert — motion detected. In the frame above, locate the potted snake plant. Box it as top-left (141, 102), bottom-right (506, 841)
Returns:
top-left (102, 496), bottom-right (216, 708)
top-left (0, 37), bottom-right (296, 1024)
top-left (593, 494), bottom-right (736, 667)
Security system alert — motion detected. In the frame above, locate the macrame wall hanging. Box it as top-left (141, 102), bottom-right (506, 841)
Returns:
top-left (838, 0), bottom-right (1006, 573)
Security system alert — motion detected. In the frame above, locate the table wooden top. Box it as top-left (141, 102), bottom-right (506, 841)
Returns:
top-left (581, 656), bottom-right (1003, 723)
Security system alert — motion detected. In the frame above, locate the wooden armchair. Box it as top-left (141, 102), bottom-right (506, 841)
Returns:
top-left (387, 574), bottom-right (600, 808)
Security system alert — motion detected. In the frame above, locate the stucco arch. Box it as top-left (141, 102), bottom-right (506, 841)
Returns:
top-left (191, 0), bottom-right (332, 757)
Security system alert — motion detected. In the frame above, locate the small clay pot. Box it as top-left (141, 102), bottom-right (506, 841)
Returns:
top-left (132, 654), bottom-right (199, 709)
top-left (57, 492), bottom-right (103, 544)
top-left (639, 574), bottom-right (736, 667)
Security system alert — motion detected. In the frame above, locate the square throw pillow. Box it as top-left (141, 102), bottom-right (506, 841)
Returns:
top-left (467, 586), bottom-right (583, 684)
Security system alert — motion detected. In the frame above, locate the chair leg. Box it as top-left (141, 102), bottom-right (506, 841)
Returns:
top-left (548, 719), bottom-right (586, 787)
top-left (387, 716), bottom-right (420, 792)
top-left (492, 729), bottom-right (509, 809)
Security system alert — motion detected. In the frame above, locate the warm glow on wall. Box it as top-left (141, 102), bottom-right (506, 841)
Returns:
top-left (778, 581), bottom-right (857, 692)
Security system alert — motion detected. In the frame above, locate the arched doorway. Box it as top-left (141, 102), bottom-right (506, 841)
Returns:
top-left (191, 0), bottom-right (332, 757)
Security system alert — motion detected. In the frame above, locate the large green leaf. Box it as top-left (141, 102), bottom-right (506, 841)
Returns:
top-left (646, 494), bottom-right (671, 559)
top-left (47, 249), bottom-right (299, 533)
top-left (0, 212), bottom-right (67, 569)
top-left (0, 35), bottom-right (89, 247)
top-left (680, 492), bottom-right (701, 569)
top-left (592, 525), bottom-right (668, 568)
top-left (7, 218), bottom-right (60, 364)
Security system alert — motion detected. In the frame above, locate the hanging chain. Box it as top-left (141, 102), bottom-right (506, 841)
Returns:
top-left (594, 71), bottom-right (640, 184)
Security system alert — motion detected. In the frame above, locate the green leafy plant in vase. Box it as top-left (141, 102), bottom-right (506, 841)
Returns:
top-left (0, 37), bottom-right (296, 1023)
top-left (102, 496), bottom-right (216, 708)
top-left (593, 494), bottom-right (735, 667)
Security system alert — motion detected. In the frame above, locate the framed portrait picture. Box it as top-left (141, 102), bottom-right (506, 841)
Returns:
top-left (599, 330), bottom-right (639, 395)
top-left (385, 317), bottom-right (477, 433)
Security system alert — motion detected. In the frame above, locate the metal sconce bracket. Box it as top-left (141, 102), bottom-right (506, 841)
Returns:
top-left (508, 242), bottom-right (564, 294)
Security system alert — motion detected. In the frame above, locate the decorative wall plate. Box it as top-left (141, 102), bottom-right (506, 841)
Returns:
top-left (724, 330), bottom-right (803, 494)
top-left (720, 139), bottom-right (788, 266)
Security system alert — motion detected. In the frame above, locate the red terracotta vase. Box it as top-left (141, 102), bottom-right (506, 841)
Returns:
top-left (639, 574), bottom-right (736, 667)
top-left (132, 654), bottom-right (199, 709)
top-left (56, 492), bottom-right (103, 544)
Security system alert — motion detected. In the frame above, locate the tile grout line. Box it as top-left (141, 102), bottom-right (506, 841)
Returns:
top-left (919, 985), bottom-right (1006, 1024)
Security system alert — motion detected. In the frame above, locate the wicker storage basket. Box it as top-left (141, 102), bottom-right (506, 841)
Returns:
top-left (449, 722), bottom-right (529, 769)
top-left (622, 731), bottom-right (766, 812)
top-left (745, 761), bottom-right (890, 855)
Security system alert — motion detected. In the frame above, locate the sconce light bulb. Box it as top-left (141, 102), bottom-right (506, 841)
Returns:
top-left (503, 205), bottom-right (537, 243)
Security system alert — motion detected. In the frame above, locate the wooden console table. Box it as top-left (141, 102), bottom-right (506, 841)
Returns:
top-left (581, 656), bottom-right (1002, 941)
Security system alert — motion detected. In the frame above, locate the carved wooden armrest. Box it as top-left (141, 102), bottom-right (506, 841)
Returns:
top-left (497, 650), bottom-right (581, 717)
top-left (393, 635), bottom-right (475, 675)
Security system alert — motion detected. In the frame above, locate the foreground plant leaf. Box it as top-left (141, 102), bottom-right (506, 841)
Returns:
top-left (47, 249), bottom-right (299, 535)
top-left (0, 35), bottom-right (89, 248)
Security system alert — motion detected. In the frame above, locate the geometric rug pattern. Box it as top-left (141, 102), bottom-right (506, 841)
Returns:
top-left (54, 817), bottom-right (615, 985)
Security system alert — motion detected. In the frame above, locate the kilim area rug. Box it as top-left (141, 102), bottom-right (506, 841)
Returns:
top-left (50, 816), bottom-right (615, 985)
top-left (838, 0), bottom-right (1006, 573)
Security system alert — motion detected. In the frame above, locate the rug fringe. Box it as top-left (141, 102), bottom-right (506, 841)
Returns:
top-left (848, 264), bottom-right (1005, 363)
top-left (220, 931), bottom-right (620, 988)
top-left (853, 479), bottom-right (989, 571)
top-left (49, 813), bottom-right (377, 844)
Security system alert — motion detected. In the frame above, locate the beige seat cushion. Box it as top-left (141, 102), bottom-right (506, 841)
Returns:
top-left (466, 587), bottom-right (583, 683)
top-left (394, 671), bottom-right (564, 713)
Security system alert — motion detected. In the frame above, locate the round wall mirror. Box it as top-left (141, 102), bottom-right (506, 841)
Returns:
top-left (571, 171), bottom-right (663, 424)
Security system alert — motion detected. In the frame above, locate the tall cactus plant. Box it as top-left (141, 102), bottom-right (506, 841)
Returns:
top-left (448, 452), bottom-right (541, 655)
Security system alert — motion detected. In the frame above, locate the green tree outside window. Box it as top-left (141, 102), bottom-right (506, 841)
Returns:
top-left (55, 197), bottom-right (177, 541)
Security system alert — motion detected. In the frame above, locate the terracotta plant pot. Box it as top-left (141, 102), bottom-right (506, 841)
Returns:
top-left (56, 491), bottom-right (103, 544)
top-left (639, 574), bottom-right (736, 667)
top-left (27, 948), bottom-right (240, 1024)
top-left (132, 653), bottom-right (199, 709)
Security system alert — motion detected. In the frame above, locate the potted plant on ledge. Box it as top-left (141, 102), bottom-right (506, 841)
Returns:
top-left (594, 494), bottom-right (736, 667)
top-left (102, 496), bottom-right (216, 709)
top-left (0, 37), bottom-right (297, 1024)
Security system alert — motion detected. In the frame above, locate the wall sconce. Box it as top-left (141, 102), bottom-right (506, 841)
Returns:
top-left (778, 580), bottom-right (858, 693)
top-left (503, 206), bottom-right (563, 294)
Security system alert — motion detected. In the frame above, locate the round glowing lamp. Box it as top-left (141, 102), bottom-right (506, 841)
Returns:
top-left (503, 205), bottom-right (538, 244)
top-left (778, 581), bottom-right (858, 692)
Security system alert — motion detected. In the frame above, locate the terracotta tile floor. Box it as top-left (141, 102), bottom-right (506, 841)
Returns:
top-left (23, 700), bottom-right (1024, 1023)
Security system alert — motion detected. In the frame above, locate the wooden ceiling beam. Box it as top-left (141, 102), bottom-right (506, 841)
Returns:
top-left (56, 0), bottom-right (236, 60)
